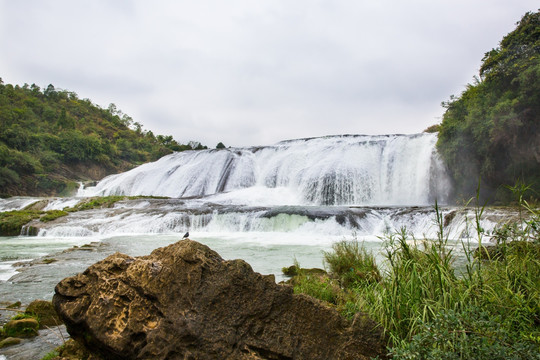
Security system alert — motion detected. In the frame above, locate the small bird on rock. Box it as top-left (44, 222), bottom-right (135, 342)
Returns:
top-left (182, 231), bottom-right (189, 239)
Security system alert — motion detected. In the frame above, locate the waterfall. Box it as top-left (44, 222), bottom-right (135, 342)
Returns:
top-left (81, 133), bottom-right (452, 206)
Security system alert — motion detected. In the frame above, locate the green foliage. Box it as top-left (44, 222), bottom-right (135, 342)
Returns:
top-left (2, 317), bottom-right (39, 338)
top-left (65, 195), bottom-right (161, 211)
top-left (423, 124), bottom-right (440, 133)
top-left (0, 80), bottom-right (205, 196)
top-left (293, 273), bottom-right (341, 305)
top-left (293, 199), bottom-right (540, 358)
top-left (216, 142), bottom-right (226, 149)
top-left (323, 240), bottom-right (381, 287)
top-left (437, 11), bottom-right (540, 201)
top-left (69, 196), bottom-right (125, 211)
top-left (11, 313), bottom-right (37, 321)
top-left (0, 210), bottom-right (42, 235)
top-left (0, 196), bottom-right (171, 235)
top-left (365, 227), bottom-right (459, 343)
top-left (391, 306), bottom-right (539, 360)
top-left (40, 351), bottom-right (60, 360)
top-left (40, 210), bottom-right (68, 222)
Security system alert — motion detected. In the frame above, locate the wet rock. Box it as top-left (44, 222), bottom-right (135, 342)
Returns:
top-left (0, 325), bottom-right (69, 360)
top-left (0, 337), bottom-right (21, 348)
top-left (54, 240), bottom-right (387, 360)
top-left (25, 300), bottom-right (62, 328)
top-left (3, 318), bottom-right (39, 338)
top-left (41, 258), bottom-right (58, 264)
top-left (56, 338), bottom-right (98, 360)
top-left (281, 265), bottom-right (326, 277)
top-left (6, 301), bottom-right (21, 309)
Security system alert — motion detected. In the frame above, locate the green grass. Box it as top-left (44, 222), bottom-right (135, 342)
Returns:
top-left (10, 313), bottom-right (38, 321)
top-left (292, 273), bottom-right (341, 305)
top-left (65, 195), bottom-right (127, 211)
top-left (0, 195), bottom-right (171, 236)
top-left (40, 350), bottom-right (59, 360)
top-left (323, 239), bottom-right (381, 287)
top-left (0, 210), bottom-right (43, 235)
top-left (40, 209), bottom-right (68, 222)
top-left (293, 199), bottom-right (540, 359)
top-left (65, 195), bottom-right (170, 212)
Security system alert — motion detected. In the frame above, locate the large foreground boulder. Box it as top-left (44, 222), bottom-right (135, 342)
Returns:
top-left (53, 240), bottom-right (386, 359)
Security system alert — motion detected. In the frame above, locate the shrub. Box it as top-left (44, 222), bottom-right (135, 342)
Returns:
top-left (293, 274), bottom-right (340, 305)
top-left (391, 306), bottom-right (539, 360)
top-left (323, 240), bottom-right (381, 287)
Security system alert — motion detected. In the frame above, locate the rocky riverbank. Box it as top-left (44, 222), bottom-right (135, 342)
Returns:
top-left (0, 300), bottom-right (67, 360)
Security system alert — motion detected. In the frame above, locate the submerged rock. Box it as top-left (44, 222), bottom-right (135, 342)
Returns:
top-left (25, 300), bottom-right (62, 328)
top-left (0, 337), bottom-right (21, 348)
top-left (2, 318), bottom-right (39, 338)
top-left (0, 325), bottom-right (69, 360)
top-left (53, 240), bottom-right (386, 359)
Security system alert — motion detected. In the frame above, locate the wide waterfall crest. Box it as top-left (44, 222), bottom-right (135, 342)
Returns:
top-left (82, 133), bottom-right (452, 206)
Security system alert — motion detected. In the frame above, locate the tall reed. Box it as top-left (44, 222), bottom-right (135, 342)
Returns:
top-left (293, 191), bottom-right (540, 358)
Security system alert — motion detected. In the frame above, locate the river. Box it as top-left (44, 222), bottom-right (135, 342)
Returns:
top-left (0, 133), bottom-right (513, 304)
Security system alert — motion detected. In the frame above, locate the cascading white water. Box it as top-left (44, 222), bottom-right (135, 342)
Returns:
top-left (32, 198), bottom-right (505, 243)
top-left (81, 133), bottom-right (452, 206)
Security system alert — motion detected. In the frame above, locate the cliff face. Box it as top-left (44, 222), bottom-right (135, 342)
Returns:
top-left (53, 240), bottom-right (387, 360)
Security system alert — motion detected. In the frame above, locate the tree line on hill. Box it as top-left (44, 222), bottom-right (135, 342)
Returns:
top-left (436, 10), bottom-right (540, 203)
top-left (0, 80), bottom-right (207, 196)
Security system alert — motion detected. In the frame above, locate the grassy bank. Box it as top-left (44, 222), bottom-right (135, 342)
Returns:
top-left (290, 201), bottom-right (540, 359)
top-left (0, 195), bottom-right (168, 236)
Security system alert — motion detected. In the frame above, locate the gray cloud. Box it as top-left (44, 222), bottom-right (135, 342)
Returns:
top-left (1, 0), bottom-right (537, 146)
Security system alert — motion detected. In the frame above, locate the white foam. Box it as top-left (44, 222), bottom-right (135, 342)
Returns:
top-left (0, 260), bottom-right (27, 281)
top-left (0, 197), bottom-right (40, 211)
top-left (80, 134), bottom-right (452, 206)
top-left (43, 198), bottom-right (81, 211)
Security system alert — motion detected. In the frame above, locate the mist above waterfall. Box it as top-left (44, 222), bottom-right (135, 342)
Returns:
top-left (82, 133), bottom-right (452, 206)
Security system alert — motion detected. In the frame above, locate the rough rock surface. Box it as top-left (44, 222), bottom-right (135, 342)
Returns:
top-left (53, 240), bottom-right (386, 360)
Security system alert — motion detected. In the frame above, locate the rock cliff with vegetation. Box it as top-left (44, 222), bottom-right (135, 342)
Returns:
top-left (437, 11), bottom-right (540, 202)
top-left (0, 80), bottom-right (206, 197)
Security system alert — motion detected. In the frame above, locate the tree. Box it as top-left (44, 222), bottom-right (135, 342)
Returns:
top-left (44, 84), bottom-right (56, 97)
top-left (0, 79), bottom-right (208, 196)
top-left (437, 10), bottom-right (540, 202)
top-left (216, 142), bottom-right (226, 149)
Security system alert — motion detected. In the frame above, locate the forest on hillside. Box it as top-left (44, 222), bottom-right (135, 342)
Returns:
top-left (0, 80), bottom-right (206, 197)
top-left (437, 11), bottom-right (540, 202)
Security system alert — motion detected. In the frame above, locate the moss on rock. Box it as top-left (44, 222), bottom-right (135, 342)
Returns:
top-left (0, 337), bottom-right (21, 348)
top-left (0, 210), bottom-right (43, 236)
top-left (2, 318), bottom-right (39, 338)
top-left (26, 300), bottom-right (62, 328)
top-left (6, 301), bottom-right (21, 309)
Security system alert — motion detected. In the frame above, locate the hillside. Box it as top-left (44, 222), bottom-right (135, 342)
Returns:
top-left (437, 11), bottom-right (540, 202)
top-left (0, 80), bottom-right (206, 197)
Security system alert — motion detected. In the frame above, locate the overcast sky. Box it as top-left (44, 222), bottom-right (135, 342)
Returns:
top-left (0, 1), bottom-right (537, 147)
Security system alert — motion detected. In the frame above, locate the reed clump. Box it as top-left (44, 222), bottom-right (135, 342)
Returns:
top-left (293, 200), bottom-right (540, 359)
